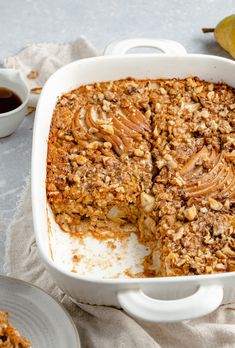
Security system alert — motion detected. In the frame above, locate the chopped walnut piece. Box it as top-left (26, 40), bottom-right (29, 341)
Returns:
top-left (102, 100), bottom-right (111, 112)
top-left (156, 159), bottom-right (166, 169)
top-left (221, 246), bottom-right (235, 258)
top-left (104, 141), bottom-right (112, 149)
top-left (224, 200), bottom-right (230, 209)
top-left (173, 227), bottom-right (184, 241)
top-left (208, 198), bottom-right (223, 211)
top-left (228, 260), bottom-right (235, 271)
top-left (153, 126), bottom-right (159, 138)
top-left (134, 149), bottom-right (144, 157)
top-left (76, 155), bottom-right (87, 165)
top-left (215, 263), bottom-right (226, 271)
top-left (97, 92), bottom-right (104, 100)
top-left (140, 193), bottom-right (155, 212)
top-left (195, 85), bottom-right (204, 93)
top-left (104, 91), bottom-right (115, 101)
top-left (184, 205), bottom-right (197, 221)
top-left (164, 154), bottom-right (178, 169)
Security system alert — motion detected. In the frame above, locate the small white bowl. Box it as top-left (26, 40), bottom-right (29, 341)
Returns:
top-left (0, 69), bottom-right (30, 138)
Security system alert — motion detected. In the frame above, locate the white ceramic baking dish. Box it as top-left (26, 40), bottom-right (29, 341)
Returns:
top-left (32, 38), bottom-right (235, 323)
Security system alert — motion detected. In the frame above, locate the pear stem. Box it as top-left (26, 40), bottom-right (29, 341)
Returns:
top-left (202, 28), bottom-right (215, 33)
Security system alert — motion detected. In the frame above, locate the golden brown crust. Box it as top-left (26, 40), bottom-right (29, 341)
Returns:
top-left (47, 77), bottom-right (235, 277)
top-left (47, 79), bottom-right (153, 239)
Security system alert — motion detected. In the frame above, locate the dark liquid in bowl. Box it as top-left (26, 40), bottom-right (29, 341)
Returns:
top-left (0, 87), bottom-right (22, 113)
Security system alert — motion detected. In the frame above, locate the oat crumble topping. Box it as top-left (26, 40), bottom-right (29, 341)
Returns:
top-left (47, 77), bottom-right (235, 277)
top-left (0, 312), bottom-right (31, 348)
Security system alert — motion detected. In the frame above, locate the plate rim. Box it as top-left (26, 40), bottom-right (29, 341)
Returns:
top-left (0, 274), bottom-right (81, 348)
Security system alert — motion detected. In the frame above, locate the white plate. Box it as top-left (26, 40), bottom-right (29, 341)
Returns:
top-left (0, 275), bottom-right (80, 347)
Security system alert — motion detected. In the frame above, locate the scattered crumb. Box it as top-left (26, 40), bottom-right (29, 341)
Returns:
top-left (31, 87), bottom-right (42, 94)
top-left (27, 70), bottom-right (39, 79)
top-left (72, 254), bottom-right (82, 263)
top-left (26, 106), bottom-right (36, 116)
top-left (107, 240), bottom-right (116, 249)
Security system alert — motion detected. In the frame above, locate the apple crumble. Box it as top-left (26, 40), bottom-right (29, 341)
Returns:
top-left (47, 77), bottom-right (235, 277)
top-left (0, 312), bottom-right (31, 348)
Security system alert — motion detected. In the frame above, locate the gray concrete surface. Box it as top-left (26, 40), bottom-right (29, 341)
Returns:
top-left (0, 0), bottom-right (234, 272)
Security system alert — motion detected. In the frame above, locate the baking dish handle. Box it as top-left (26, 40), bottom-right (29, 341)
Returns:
top-left (104, 38), bottom-right (187, 56)
top-left (118, 284), bottom-right (223, 322)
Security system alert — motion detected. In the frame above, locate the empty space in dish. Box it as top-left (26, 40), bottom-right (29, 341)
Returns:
top-left (48, 207), bottom-right (150, 278)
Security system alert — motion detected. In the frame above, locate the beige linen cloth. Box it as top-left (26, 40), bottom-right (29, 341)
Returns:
top-left (3, 37), bottom-right (235, 348)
